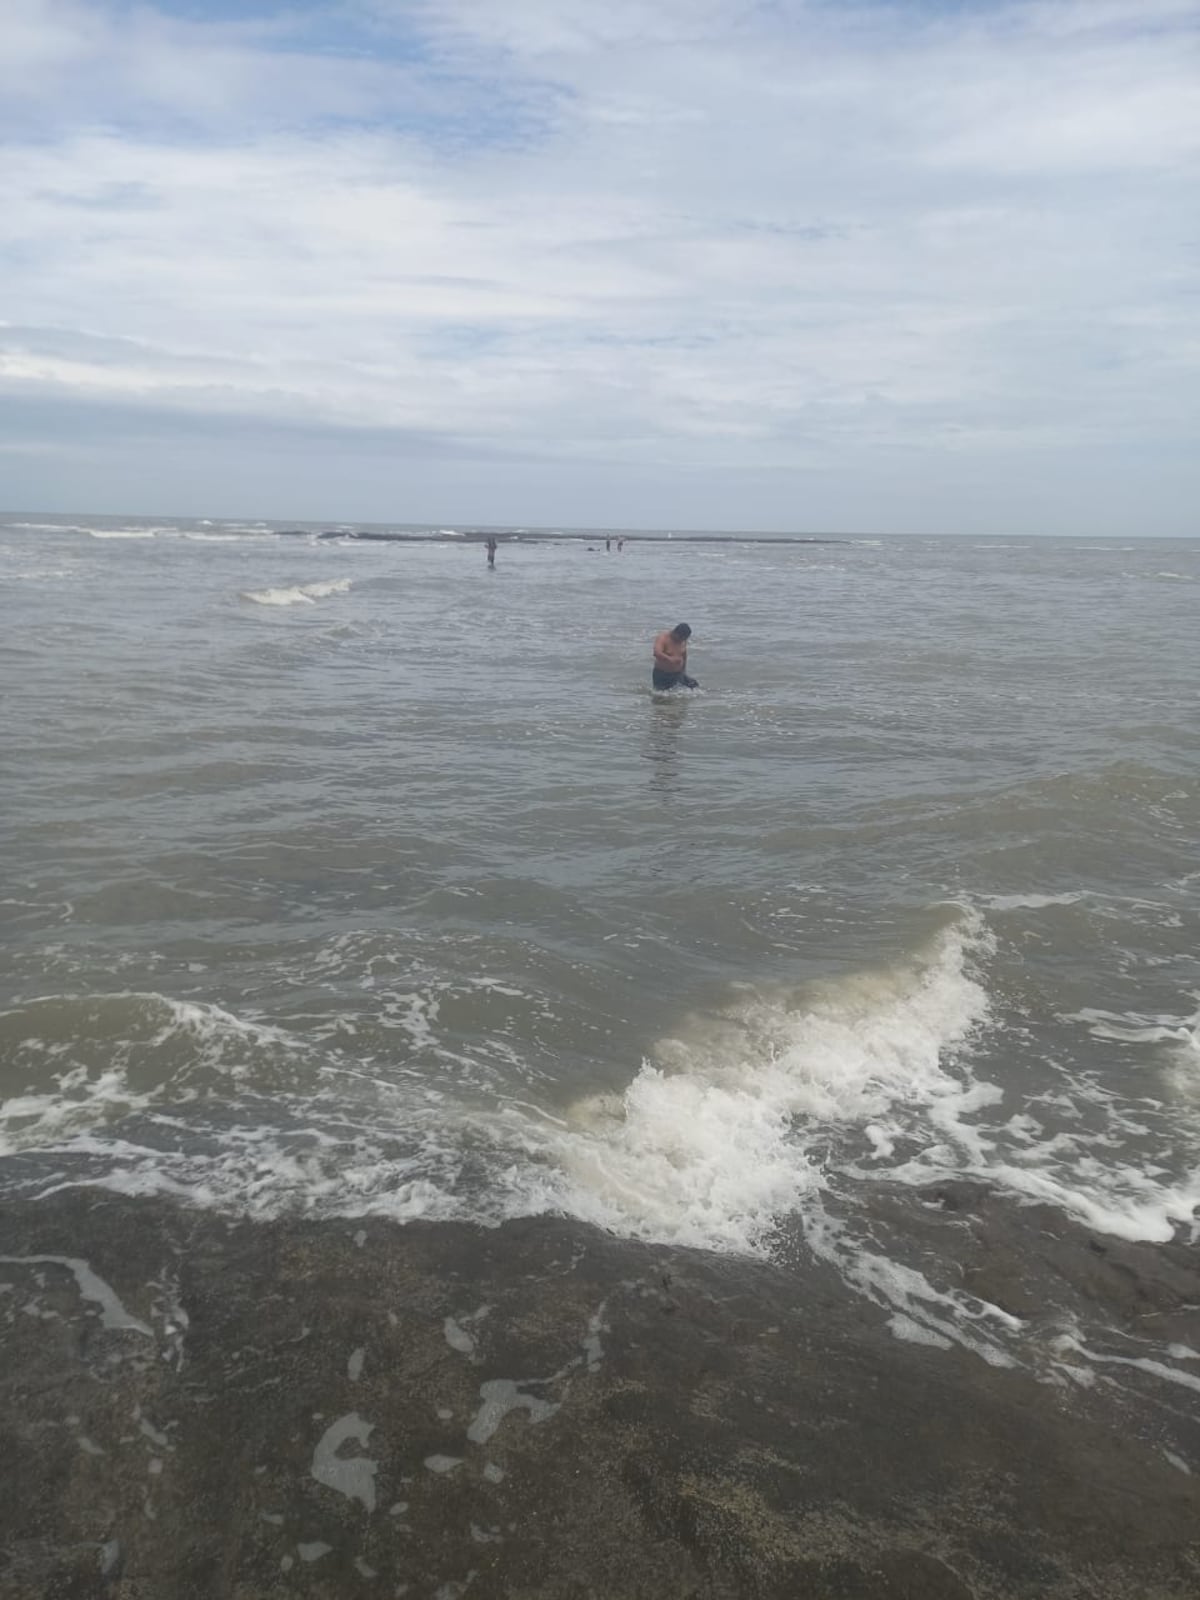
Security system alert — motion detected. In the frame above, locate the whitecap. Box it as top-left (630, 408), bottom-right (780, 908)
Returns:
top-left (982, 892), bottom-right (1087, 911)
top-left (7, 522), bottom-right (95, 533)
top-left (1068, 1004), bottom-right (1199, 1052)
top-left (242, 579), bottom-right (352, 607)
top-left (507, 910), bottom-right (993, 1255)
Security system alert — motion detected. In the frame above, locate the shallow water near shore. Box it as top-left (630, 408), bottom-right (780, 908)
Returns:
top-left (2, 513), bottom-right (1198, 1395)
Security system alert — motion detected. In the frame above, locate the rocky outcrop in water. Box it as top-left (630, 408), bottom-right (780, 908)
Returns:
top-left (1, 1190), bottom-right (1198, 1598)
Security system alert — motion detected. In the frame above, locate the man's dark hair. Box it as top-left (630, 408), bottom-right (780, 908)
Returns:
top-left (672, 623), bottom-right (692, 640)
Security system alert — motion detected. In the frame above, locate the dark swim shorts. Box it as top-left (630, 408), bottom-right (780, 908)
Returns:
top-left (652, 670), bottom-right (696, 691)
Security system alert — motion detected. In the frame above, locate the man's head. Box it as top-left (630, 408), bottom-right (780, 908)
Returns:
top-left (671, 623), bottom-right (692, 641)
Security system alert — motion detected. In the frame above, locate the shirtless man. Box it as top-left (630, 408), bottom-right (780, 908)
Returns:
top-left (652, 622), bottom-right (698, 690)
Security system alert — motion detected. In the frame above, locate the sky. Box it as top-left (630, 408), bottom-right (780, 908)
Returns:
top-left (1, 0), bottom-right (1198, 534)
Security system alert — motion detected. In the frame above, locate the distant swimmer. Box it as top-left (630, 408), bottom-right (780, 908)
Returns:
top-left (486, 536), bottom-right (497, 569)
top-left (652, 622), bottom-right (698, 691)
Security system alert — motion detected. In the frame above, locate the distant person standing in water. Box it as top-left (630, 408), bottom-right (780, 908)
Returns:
top-left (485, 536), bottom-right (497, 569)
top-left (652, 623), bottom-right (698, 690)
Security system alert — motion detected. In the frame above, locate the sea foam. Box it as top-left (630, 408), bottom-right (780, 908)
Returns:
top-left (509, 911), bottom-right (993, 1254)
top-left (242, 579), bottom-right (351, 607)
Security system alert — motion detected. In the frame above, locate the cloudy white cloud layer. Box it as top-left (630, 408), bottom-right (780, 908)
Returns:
top-left (1, 0), bottom-right (1197, 531)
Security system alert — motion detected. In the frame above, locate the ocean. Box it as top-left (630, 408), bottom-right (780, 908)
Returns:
top-left (2, 511), bottom-right (1198, 1385)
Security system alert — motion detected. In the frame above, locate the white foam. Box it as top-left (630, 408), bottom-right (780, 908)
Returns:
top-left (147, 995), bottom-right (304, 1064)
top-left (311, 1413), bottom-right (377, 1511)
top-left (478, 904), bottom-right (1199, 1319)
top-left (444, 1318), bottom-right (476, 1357)
top-left (0, 992), bottom-right (307, 1156)
top-left (1069, 1004), bottom-right (1199, 1052)
top-left (0, 1065), bottom-right (146, 1154)
top-left (804, 1204), bottom-right (1019, 1366)
top-left (582, 1303), bottom-right (607, 1371)
top-left (8, 911), bottom-right (1196, 1387)
top-left (466, 1380), bottom-right (559, 1444)
top-left (506, 910), bottom-right (992, 1254)
top-left (7, 521), bottom-right (95, 533)
top-left (242, 578), bottom-right (352, 607)
top-left (978, 1159), bottom-right (1200, 1244)
top-left (1054, 1333), bottom-right (1200, 1397)
top-left (982, 892), bottom-right (1086, 911)
top-left (86, 528), bottom-right (158, 539)
top-left (0, 1256), bottom-right (153, 1336)
top-left (887, 1314), bottom-right (952, 1349)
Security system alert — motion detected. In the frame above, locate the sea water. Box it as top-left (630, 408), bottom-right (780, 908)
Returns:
top-left (1, 513), bottom-right (1197, 1378)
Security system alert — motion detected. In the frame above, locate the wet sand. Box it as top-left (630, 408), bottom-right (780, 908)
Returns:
top-left (2, 1187), bottom-right (1198, 1599)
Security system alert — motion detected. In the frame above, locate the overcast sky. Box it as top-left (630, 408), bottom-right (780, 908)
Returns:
top-left (2, 0), bottom-right (1198, 533)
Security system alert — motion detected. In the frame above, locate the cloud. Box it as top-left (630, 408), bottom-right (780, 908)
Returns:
top-left (0, 0), bottom-right (1198, 530)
